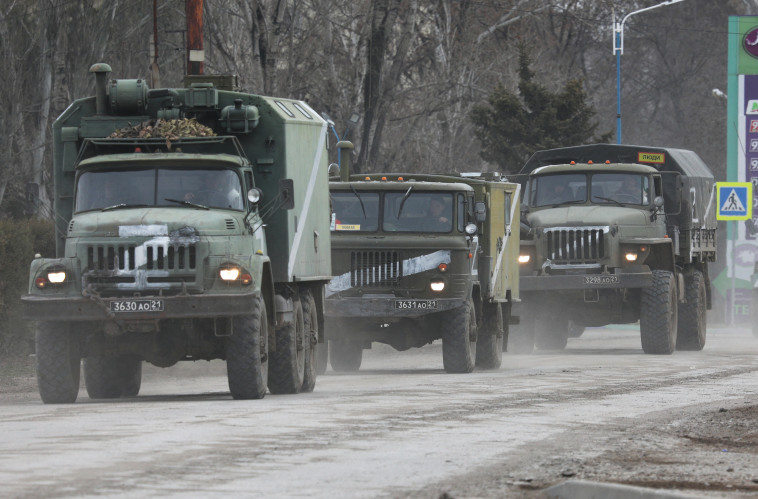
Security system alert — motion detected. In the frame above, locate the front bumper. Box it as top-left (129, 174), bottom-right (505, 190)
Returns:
top-left (520, 268), bottom-right (652, 292)
top-left (325, 296), bottom-right (465, 318)
top-left (22, 292), bottom-right (260, 322)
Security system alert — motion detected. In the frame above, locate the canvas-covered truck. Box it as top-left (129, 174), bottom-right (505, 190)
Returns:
top-left (324, 153), bottom-right (520, 373)
top-left (22, 63), bottom-right (332, 403)
top-left (511, 144), bottom-right (717, 354)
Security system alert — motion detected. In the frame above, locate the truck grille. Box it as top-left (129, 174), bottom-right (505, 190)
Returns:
top-left (544, 227), bottom-right (606, 264)
top-left (350, 251), bottom-right (403, 287)
top-left (87, 244), bottom-right (197, 271)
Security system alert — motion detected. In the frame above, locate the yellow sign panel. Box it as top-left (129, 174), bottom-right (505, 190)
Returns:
top-left (336, 224), bottom-right (361, 231)
top-left (638, 152), bottom-right (665, 164)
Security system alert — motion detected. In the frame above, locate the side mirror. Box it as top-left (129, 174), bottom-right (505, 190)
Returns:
top-left (465, 223), bottom-right (477, 235)
top-left (653, 196), bottom-right (664, 209)
top-left (328, 163), bottom-right (340, 177)
top-left (474, 201), bottom-right (487, 223)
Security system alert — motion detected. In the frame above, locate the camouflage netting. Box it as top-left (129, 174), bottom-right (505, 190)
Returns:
top-left (108, 118), bottom-right (216, 139)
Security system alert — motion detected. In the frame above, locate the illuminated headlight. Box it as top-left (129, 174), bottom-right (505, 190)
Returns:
top-left (219, 267), bottom-right (241, 281)
top-left (430, 280), bottom-right (445, 292)
top-left (518, 254), bottom-right (531, 264)
top-left (624, 252), bottom-right (638, 262)
top-left (47, 271), bottom-right (66, 283)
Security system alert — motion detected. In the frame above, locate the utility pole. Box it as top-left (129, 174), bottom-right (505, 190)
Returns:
top-left (186, 0), bottom-right (204, 75)
top-left (151, 0), bottom-right (161, 87)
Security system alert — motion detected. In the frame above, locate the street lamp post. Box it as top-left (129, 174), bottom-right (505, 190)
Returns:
top-left (613, 0), bottom-right (687, 144)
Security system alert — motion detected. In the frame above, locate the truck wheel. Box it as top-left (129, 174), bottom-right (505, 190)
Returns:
top-left (300, 289), bottom-right (318, 392)
top-left (315, 342), bottom-right (329, 374)
top-left (640, 270), bottom-right (678, 355)
top-left (534, 317), bottom-right (568, 351)
top-left (676, 270), bottom-right (707, 351)
top-left (85, 355), bottom-right (124, 399)
top-left (329, 340), bottom-right (363, 372)
top-left (269, 297), bottom-right (306, 394)
top-left (507, 315), bottom-right (535, 354)
top-left (476, 302), bottom-right (503, 369)
top-left (443, 299), bottom-right (477, 373)
top-left (226, 295), bottom-right (269, 399)
top-left (36, 322), bottom-right (81, 404)
top-left (119, 356), bottom-right (143, 397)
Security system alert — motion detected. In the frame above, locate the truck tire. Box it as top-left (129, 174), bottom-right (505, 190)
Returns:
top-left (534, 317), bottom-right (568, 351)
top-left (640, 270), bottom-right (678, 355)
top-left (119, 356), bottom-right (143, 397)
top-left (85, 355), bottom-right (125, 399)
top-left (329, 340), bottom-right (363, 372)
top-left (36, 322), bottom-right (81, 404)
top-left (269, 298), bottom-right (306, 394)
top-left (676, 270), bottom-right (707, 351)
top-left (476, 302), bottom-right (503, 369)
top-left (226, 295), bottom-right (269, 399)
top-left (507, 315), bottom-right (535, 354)
top-left (443, 299), bottom-right (477, 373)
top-left (300, 289), bottom-right (318, 392)
top-left (315, 342), bottom-right (329, 374)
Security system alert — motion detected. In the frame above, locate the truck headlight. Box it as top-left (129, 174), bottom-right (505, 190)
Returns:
top-left (518, 254), bottom-right (531, 264)
top-left (35, 267), bottom-right (68, 289)
top-left (219, 267), bottom-right (241, 281)
top-left (47, 271), bottom-right (66, 283)
top-left (624, 252), bottom-right (638, 262)
top-left (430, 280), bottom-right (445, 292)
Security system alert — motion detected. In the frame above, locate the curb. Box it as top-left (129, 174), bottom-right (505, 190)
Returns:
top-left (546, 480), bottom-right (703, 499)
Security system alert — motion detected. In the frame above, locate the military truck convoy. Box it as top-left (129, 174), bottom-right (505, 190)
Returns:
top-left (323, 150), bottom-right (521, 373)
top-left (22, 64), bottom-right (332, 403)
top-left (511, 144), bottom-right (717, 354)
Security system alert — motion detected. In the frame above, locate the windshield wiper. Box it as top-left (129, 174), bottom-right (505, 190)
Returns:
top-left (100, 203), bottom-right (148, 212)
top-left (348, 185), bottom-right (367, 219)
top-left (593, 196), bottom-right (624, 207)
top-left (164, 198), bottom-right (210, 210)
top-left (397, 186), bottom-right (413, 218)
top-left (550, 199), bottom-right (585, 208)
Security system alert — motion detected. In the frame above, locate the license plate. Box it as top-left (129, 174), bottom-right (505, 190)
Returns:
top-left (395, 299), bottom-right (438, 310)
top-left (109, 299), bottom-right (165, 313)
top-left (584, 275), bottom-right (620, 285)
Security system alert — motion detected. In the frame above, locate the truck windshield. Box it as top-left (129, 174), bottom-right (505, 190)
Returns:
top-left (331, 191), bottom-right (380, 231)
top-left (531, 173), bottom-right (649, 207)
top-left (75, 168), bottom-right (244, 212)
top-left (384, 191), bottom-right (453, 233)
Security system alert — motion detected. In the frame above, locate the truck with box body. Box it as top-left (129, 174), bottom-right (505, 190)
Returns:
top-left (22, 64), bottom-right (332, 402)
top-left (511, 144), bottom-right (716, 354)
top-left (324, 163), bottom-right (520, 373)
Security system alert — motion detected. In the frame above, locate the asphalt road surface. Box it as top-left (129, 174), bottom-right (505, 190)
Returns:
top-left (2, 325), bottom-right (758, 498)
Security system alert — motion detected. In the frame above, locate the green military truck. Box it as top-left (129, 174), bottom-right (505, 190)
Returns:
top-left (22, 64), bottom-right (332, 403)
top-left (511, 144), bottom-right (717, 354)
top-left (324, 156), bottom-right (521, 373)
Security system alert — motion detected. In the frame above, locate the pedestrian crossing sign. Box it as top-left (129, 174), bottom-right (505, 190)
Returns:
top-left (716, 182), bottom-right (752, 220)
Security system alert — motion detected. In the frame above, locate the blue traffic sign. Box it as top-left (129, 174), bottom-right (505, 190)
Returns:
top-left (716, 182), bottom-right (752, 220)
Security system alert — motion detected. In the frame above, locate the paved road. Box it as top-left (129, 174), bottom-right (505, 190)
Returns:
top-left (2, 326), bottom-right (758, 498)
